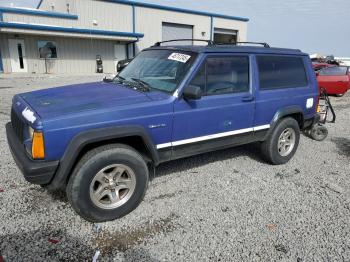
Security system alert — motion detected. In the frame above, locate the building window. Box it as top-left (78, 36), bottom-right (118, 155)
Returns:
top-left (38, 41), bottom-right (58, 59)
top-left (214, 28), bottom-right (238, 44)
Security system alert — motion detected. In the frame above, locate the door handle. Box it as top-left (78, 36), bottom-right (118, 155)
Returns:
top-left (241, 95), bottom-right (254, 102)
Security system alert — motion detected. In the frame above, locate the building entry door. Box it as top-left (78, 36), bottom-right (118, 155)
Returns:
top-left (8, 39), bottom-right (28, 73)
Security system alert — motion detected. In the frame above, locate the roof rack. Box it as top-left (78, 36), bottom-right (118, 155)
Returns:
top-left (153, 39), bottom-right (214, 47)
top-left (217, 42), bottom-right (270, 48)
top-left (152, 39), bottom-right (270, 48)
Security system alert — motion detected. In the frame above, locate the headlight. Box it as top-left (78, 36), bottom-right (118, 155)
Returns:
top-left (28, 126), bottom-right (34, 140)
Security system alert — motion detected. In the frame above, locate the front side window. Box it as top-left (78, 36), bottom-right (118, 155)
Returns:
top-left (38, 41), bottom-right (57, 59)
top-left (188, 56), bottom-right (250, 96)
top-left (257, 56), bottom-right (308, 90)
top-left (119, 49), bottom-right (197, 93)
top-left (319, 66), bottom-right (348, 76)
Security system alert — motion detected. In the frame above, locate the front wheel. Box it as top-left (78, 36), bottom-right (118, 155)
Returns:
top-left (66, 144), bottom-right (149, 222)
top-left (261, 118), bottom-right (300, 165)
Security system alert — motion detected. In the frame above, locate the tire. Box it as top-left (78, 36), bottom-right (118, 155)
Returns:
top-left (310, 125), bottom-right (328, 141)
top-left (66, 144), bottom-right (149, 222)
top-left (335, 94), bottom-right (344, 97)
top-left (261, 118), bottom-right (300, 165)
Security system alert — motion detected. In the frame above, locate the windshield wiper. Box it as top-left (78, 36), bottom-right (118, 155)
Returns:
top-left (113, 75), bottom-right (126, 83)
top-left (112, 76), bottom-right (150, 92)
top-left (130, 78), bottom-right (151, 92)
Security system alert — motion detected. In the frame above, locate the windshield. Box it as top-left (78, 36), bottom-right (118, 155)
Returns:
top-left (118, 49), bottom-right (197, 93)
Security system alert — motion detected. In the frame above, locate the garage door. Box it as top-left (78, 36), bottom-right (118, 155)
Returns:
top-left (162, 22), bottom-right (193, 45)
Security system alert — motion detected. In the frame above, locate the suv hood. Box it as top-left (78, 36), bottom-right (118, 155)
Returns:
top-left (20, 82), bottom-right (162, 119)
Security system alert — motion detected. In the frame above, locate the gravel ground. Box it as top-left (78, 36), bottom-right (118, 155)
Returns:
top-left (0, 74), bottom-right (349, 261)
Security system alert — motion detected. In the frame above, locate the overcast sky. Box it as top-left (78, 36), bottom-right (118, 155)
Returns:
top-left (1, 0), bottom-right (349, 56)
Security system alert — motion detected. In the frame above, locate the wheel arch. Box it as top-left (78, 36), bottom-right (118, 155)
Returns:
top-left (264, 106), bottom-right (304, 140)
top-left (48, 125), bottom-right (159, 190)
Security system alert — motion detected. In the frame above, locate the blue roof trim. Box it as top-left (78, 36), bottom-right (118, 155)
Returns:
top-left (0, 7), bottom-right (78, 19)
top-left (0, 22), bottom-right (144, 38)
top-left (103, 0), bottom-right (249, 22)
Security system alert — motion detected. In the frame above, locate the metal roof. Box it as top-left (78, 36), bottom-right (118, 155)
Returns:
top-left (101, 0), bottom-right (249, 22)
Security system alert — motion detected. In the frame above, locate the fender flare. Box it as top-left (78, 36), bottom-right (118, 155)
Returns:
top-left (48, 125), bottom-right (159, 190)
top-left (263, 106), bottom-right (304, 140)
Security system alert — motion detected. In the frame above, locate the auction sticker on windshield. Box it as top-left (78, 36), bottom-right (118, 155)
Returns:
top-left (168, 53), bottom-right (191, 63)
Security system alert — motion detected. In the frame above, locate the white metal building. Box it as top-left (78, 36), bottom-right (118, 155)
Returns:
top-left (0, 0), bottom-right (249, 74)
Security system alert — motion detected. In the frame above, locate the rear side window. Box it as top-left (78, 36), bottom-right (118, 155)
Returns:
top-left (319, 66), bottom-right (348, 76)
top-left (257, 56), bottom-right (308, 90)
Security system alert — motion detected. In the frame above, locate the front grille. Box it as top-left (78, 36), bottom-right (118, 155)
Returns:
top-left (11, 108), bottom-right (25, 142)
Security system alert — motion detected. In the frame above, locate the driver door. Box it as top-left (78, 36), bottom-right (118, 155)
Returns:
top-left (172, 54), bottom-right (255, 159)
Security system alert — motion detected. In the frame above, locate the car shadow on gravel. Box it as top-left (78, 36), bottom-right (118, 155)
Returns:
top-left (91, 213), bottom-right (178, 257)
top-left (155, 143), bottom-right (264, 180)
top-left (0, 229), bottom-right (94, 261)
top-left (332, 137), bottom-right (350, 157)
top-left (0, 229), bottom-right (163, 261)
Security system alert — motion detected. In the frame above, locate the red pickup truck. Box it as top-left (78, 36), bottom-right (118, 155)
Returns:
top-left (317, 66), bottom-right (350, 96)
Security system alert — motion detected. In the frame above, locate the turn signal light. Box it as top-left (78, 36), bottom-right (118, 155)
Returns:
top-left (316, 105), bottom-right (321, 113)
top-left (32, 132), bottom-right (45, 159)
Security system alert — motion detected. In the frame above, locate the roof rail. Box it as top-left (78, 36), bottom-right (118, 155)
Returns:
top-left (217, 42), bottom-right (270, 48)
top-left (153, 39), bottom-right (214, 47)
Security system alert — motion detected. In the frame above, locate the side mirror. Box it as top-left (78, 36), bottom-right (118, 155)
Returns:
top-left (103, 75), bottom-right (114, 83)
top-left (183, 85), bottom-right (202, 100)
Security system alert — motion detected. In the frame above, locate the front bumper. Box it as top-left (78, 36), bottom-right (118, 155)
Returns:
top-left (6, 122), bottom-right (59, 185)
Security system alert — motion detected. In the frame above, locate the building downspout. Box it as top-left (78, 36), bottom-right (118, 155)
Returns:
top-left (0, 48), bottom-right (3, 73)
top-left (210, 16), bottom-right (214, 41)
top-left (132, 4), bottom-right (137, 57)
top-left (0, 11), bottom-right (3, 72)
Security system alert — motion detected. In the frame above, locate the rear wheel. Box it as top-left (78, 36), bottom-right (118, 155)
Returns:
top-left (67, 144), bottom-right (149, 222)
top-left (261, 118), bottom-right (300, 165)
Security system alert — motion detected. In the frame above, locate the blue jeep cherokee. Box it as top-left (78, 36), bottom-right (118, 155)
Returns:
top-left (6, 41), bottom-right (318, 222)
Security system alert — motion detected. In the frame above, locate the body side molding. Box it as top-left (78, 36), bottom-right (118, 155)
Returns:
top-left (157, 124), bottom-right (271, 149)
